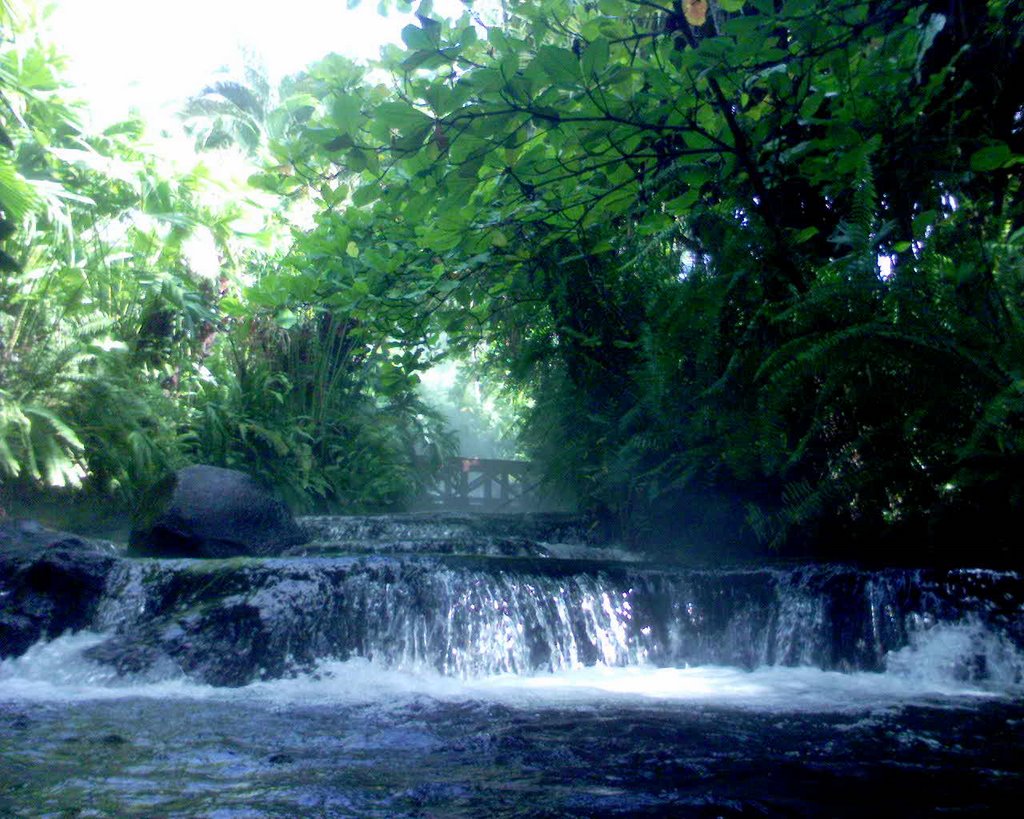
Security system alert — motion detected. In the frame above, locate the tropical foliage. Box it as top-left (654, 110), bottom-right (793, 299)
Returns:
top-left (3, 0), bottom-right (1023, 558)
top-left (0, 4), bottom-right (449, 517)
top-left (257, 0), bottom-right (1023, 557)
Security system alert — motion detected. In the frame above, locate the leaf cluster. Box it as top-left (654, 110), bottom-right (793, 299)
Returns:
top-left (261, 0), bottom-right (1024, 559)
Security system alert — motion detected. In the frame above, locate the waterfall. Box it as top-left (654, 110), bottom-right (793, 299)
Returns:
top-left (77, 554), bottom-right (1024, 688)
top-left (3, 513), bottom-right (1022, 690)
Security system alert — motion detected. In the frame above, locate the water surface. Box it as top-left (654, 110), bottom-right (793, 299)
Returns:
top-left (3, 630), bottom-right (1022, 817)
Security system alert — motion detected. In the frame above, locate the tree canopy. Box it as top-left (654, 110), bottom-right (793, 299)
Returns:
top-left (261, 0), bottom-right (1023, 557)
top-left (3, 0), bottom-right (1023, 560)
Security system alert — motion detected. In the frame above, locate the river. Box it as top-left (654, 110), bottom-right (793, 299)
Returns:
top-left (1, 514), bottom-right (1022, 816)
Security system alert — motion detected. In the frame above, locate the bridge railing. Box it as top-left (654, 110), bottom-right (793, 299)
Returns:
top-left (414, 457), bottom-right (542, 512)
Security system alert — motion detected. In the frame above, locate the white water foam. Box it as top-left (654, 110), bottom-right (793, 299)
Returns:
top-left (0, 633), bottom-right (219, 702)
top-left (2, 621), bottom-right (1021, 711)
top-left (886, 618), bottom-right (1024, 689)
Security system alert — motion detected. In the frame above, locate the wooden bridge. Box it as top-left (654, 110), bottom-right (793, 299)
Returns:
top-left (415, 457), bottom-right (544, 512)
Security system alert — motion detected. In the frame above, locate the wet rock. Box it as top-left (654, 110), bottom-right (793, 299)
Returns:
top-left (293, 511), bottom-right (614, 559)
top-left (81, 632), bottom-right (179, 678)
top-left (128, 465), bottom-right (307, 559)
top-left (0, 521), bottom-right (120, 659)
top-left (0, 518), bottom-right (118, 556)
top-left (83, 560), bottom-right (353, 686)
top-left (297, 511), bottom-right (604, 548)
top-left (285, 534), bottom-right (553, 559)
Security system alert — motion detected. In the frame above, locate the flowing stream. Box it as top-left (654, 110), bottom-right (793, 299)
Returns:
top-left (2, 514), bottom-right (1023, 816)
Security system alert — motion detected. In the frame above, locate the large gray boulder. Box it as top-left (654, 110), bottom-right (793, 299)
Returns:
top-left (128, 465), bottom-right (307, 558)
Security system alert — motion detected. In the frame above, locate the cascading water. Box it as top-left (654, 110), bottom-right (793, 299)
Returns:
top-left (2, 514), bottom-right (1023, 816)
top-left (71, 555), bottom-right (1024, 686)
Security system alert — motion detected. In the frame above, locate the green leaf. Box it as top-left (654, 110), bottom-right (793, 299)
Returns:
top-left (351, 183), bottom-right (380, 206)
top-left (324, 133), bottom-right (355, 152)
top-left (219, 297), bottom-right (247, 317)
top-left (581, 38), bottom-right (610, 78)
top-left (275, 309), bottom-right (298, 329)
top-left (913, 209), bottom-right (938, 237)
top-left (535, 46), bottom-right (580, 85)
top-left (25, 406), bottom-right (84, 451)
top-left (0, 157), bottom-right (41, 221)
top-left (375, 101), bottom-right (432, 131)
top-left (330, 94), bottom-right (363, 133)
top-left (969, 143), bottom-right (1012, 172)
top-left (663, 189), bottom-right (700, 216)
top-left (401, 23), bottom-right (439, 51)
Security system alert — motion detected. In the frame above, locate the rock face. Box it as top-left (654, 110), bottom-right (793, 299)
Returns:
top-left (128, 465), bottom-right (307, 559)
top-left (0, 520), bottom-right (119, 659)
top-left (4, 509), bottom-right (1024, 690)
top-left (50, 557), bottom-right (1024, 688)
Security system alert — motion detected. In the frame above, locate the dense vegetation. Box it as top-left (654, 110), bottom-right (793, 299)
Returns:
top-left (0, 2), bottom-right (451, 518)
top-left (3, 0), bottom-right (1022, 560)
